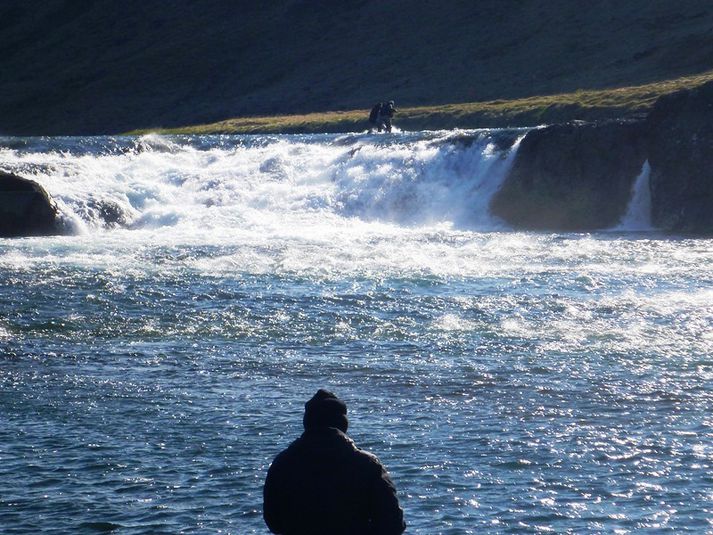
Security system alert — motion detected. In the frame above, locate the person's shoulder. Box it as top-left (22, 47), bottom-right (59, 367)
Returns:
top-left (329, 431), bottom-right (379, 461)
top-left (351, 440), bottom-right (389, 471)
top-left (269, 436), bottom-right (304, 465)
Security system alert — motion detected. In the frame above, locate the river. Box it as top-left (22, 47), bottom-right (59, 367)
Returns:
top-left (1, 131), bottom-right (711, 533)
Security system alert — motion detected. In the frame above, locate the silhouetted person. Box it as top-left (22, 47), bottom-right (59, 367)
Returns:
top-left (368, 102), bottom-right (383, 133)
top-left (263, 389), bottom-right (406, 535)
top-left (378, 100), bottom-right (397, 133)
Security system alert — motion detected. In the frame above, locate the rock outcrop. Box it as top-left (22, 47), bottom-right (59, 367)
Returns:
top-left (645, 82), bottom-right (713, 233)
top-left (490, 120), bottom-right (646, 230)
top-left (491, 80), bottom-right (713, 234)
top-left (0, 171), bottom-right (63, 237)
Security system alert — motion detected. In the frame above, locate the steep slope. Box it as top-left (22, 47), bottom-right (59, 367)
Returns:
top-left (1, 0), bottom-right (713, 134)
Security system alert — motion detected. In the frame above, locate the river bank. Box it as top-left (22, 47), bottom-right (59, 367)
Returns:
top-left (130, 71), bottom-right (713, 135)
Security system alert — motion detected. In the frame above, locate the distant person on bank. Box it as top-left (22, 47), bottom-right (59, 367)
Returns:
top-left (263, 389), bottom-right (406, 535)
top-left (368, 100), bottom-right (398, 133)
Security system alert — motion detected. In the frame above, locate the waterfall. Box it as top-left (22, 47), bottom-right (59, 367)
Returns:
top-left (616, 160), bottom-right (653, 231)
top-left (0, 130), bottom-right (524, 234)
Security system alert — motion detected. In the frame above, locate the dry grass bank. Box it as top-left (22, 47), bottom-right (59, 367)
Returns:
top-left (131, 70), bottom-right (713, 135)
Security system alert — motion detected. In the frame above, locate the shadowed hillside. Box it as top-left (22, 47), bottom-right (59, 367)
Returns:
top-left (2, 0), bottom-right (713, 134)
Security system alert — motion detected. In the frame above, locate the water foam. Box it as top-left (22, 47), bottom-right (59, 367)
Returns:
top-left (0, 130), bottom-right (523, 238)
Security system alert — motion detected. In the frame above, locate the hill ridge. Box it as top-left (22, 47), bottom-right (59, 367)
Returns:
top-left (2, 0), bottom-right (713, 135)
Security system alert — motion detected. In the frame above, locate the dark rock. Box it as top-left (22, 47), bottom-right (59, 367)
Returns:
top-left (85, 197), bottom-right (131, 228)
top-left (490, 120), bottom-right (646, 230)
top-left (96, 199), bottom-right (129, 227)
top-left (0, 170), bottom-right (63, 237)
top-left (491, 83), bottom-right (713, 234)
top-left (645, 81), bottom-right (713, 233)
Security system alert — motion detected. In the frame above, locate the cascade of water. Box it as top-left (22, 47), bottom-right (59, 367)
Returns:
top-left (615, 160), bottom-right (653, 231)
top-left (0, 131), bottom-right (524, 235)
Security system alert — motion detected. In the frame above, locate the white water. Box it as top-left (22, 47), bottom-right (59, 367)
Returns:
top-left (0, 131), bottom-right (522, 238)
top-left (616, 160), bottom-right (653, 231)
top-left (0, 131), bottom-right (527, 278)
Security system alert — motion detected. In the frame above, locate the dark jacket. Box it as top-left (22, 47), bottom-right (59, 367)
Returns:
top-left (263, 427), bottom-right (406, 535)
top-left (381, 102), bottom-right (396, 118)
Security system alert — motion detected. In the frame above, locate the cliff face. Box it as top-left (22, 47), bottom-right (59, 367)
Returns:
top-left (645, 83), bottom-right (713, 233)
top-left (1, 0), bottom-right (713, 134)
top-left (490, 121), bottom-right (646, 231)
top-left (491, 82), bottom-right (713, 234)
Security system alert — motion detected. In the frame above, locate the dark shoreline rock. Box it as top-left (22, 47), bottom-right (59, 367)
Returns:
top-left (491, 81), bottom-right (713, 234)
top-left (0, 171), bottom-right (64, 237)
top-left (645, 82), bottom-right (713, 234)
top-left (490, 120), bottom-right (646, 231)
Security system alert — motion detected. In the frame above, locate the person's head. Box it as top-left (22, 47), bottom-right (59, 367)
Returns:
top-left (388, 100), bottom-right (395, 106)
top-left (303, 389), bottom-right (348, 433)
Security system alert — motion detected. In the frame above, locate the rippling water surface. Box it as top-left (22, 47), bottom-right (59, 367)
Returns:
top-left (1, 134), bottom-right (711, 533)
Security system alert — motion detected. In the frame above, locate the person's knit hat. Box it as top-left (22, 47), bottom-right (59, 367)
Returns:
top-left (303, 389), bottom-right (348, 433)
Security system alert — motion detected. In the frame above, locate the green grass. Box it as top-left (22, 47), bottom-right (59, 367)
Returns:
top-left (130, 70), bottom-right (713, 135)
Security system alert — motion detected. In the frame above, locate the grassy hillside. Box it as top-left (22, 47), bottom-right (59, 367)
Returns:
top-left (131, 70), bottom-right (713, 134)
top-left (2, 0), bottom-right (713, 135)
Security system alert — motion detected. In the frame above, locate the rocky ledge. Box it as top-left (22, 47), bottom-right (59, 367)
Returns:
top-left (491, 81), bottom-right (713, 234)
top-left (0, 171), bottom-right (64, 238)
